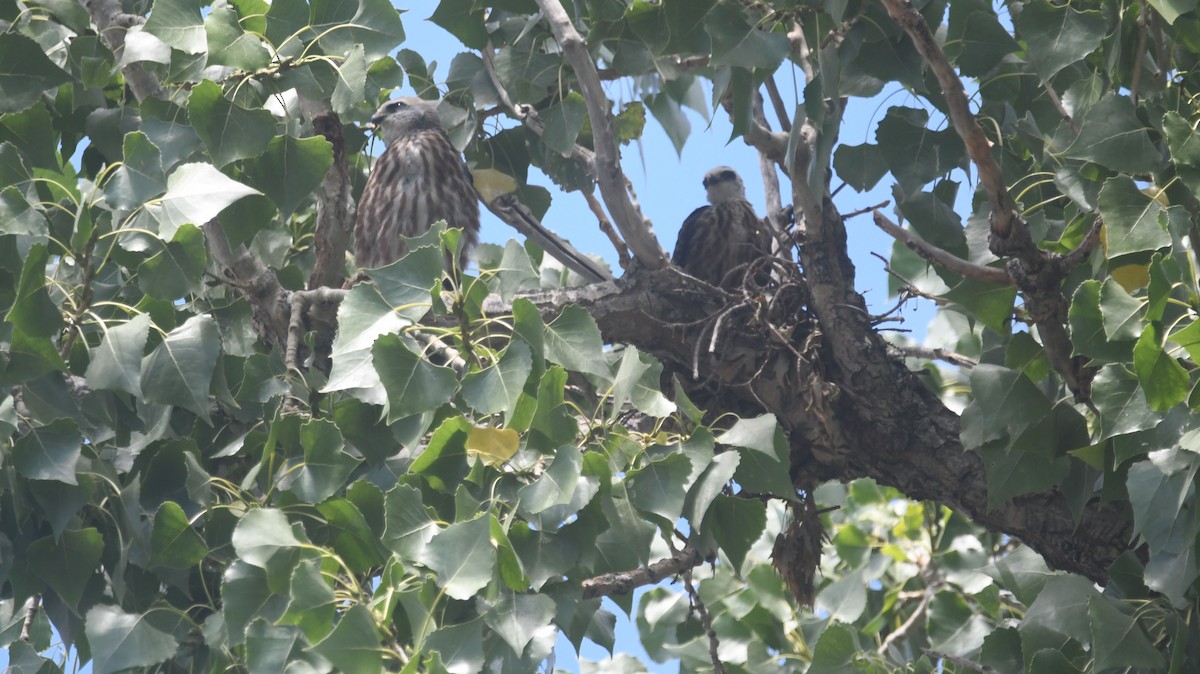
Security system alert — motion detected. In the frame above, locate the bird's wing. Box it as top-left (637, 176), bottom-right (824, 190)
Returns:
top-left (673, 205), bottom-right (711, 269)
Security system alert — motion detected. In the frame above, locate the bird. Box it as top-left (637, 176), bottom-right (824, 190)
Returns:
top-left (354, 97), bottom-right (480, 272)
top-left (672, 166), bottom-right (772, 289)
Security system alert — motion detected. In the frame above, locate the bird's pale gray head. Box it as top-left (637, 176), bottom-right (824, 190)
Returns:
top-left (370, 97), bottom-right (443, 143)
top-left (702, 166), bottom-right (747, 204)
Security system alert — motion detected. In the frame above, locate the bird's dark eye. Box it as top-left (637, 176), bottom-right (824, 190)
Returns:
top-left (719, 170), bottom-right (736, 182)
top-left (387, 100), bottom-right (407, 112)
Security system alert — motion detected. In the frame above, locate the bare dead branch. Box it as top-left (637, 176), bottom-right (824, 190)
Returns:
top-left (581, 545), bottom-right (705, 599)
top-left (871, 211), bottom-right (1013, 285)
top-left (877, 589), bottom-right (932, 655)
top-left (880, 0), bottom-right (1018, 241)
top-left (19, 595), bottom-right (39, 642)
top-left (535, 0), bottom-right (668, 268)
top-left (583, 190), bottom-right (632, 270)
top-left (788, 20), bottom-right (816, 83)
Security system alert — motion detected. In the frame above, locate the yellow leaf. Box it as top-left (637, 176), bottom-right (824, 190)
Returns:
top-left (1111, 263), bottom-right (1150, 291)
top-left (472, 168), bottom-right (518, 202)
top-left (466, 426), bottom-right (519, 467)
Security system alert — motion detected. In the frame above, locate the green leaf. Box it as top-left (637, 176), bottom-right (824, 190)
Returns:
top-left (381, 483), bottom-right (437, 560)
top-left (12, 418), bottom-right (82, 484)
top-left (279, 418), bottom-right (360, 503)
top-left (143, 0), bottom-right (206, 54)
top-left (875, 107), bottom-right (965, 193)
top-left (324, 285), bottom-right (407, 400)
top-left (1164, 111), bottom-right (1200, 166)
top-left (482, 592), bottom-right (555, 656)
top-left (138, 223), bottom-right (207, 300)
top-left (543, 305), bottom-right (611, 380)
top-left (1099, 277), bottom-right (1146, 340)
top-left (816, 569), bottom-right (868, 625)
top-left (1016, 0), bottom-right (1107, 79)
top-left (626, 452), bottom-right (691, 524)
top-left (150, 501), bottom-right (207, 569)
top-left (0, 34), bottom-right (71, 113)
top-left (1088, 595), bottom-right (1166, 669)
top-left (7, 243), bottom-right (62, 338)
top-left (833, 143), bottom-right (888, 192)
top-left (542, 92), bottom-right (588, 156)
top-left (1069, 281), bottom-right (1135, 363)
top-left (373, 333), bottom-right (458, 422)
top-left (222, 561), bottom-right (287, 645)
top-left (1147, 0), bottom-right (1197, 24)
top-left (0, 186), bottom-right (47, 236)
top-left (232, 509), bottom-right (306, 570)
top-left (517, 444), bottom-right (583, 515)
top-left (86, 313), bottom-right (150, 396)
top-left (140, 314), bottom-right (220, 422)
top-left (188, 81), bottom-right (276, 168)
top-left (707, 495), bottom-right (765, 573)
top-left (104, 132), bottom-right (166, 212)
top-left (1091, 364), bottom-right (1165, 441)
top-left (683, 449), bottom-right (740, 531)
top-left (85, 604), bottom-right (179, 674)
top-left (981, 441), bottom-right (1070, 509)
top-left (311, 0), bottom-right (405, 61)
top-left (308, 604), bottom-right (381, 674)
top-left (28, 527), bottom-right (103, 610)
top-left (280, 558), bottom-right (336, 642)
top-left (461, 341), bottom-right (532, 420)
top-left (426, 621), bottom-right (485, 673)
top-left (960, 365), bottom-right (1053, 449)
top-left (149, 163), bottom-right (262, 240)
top-left (947, 7), bottom-right (1021, 76)
top-left (704, 2), bottom-right (789, 69)
top-left (1133, 324), bottom-right (1189, 411)
top-left (242, 134), bottom-right (333, 218)
top-left (420, 513), bottom-right (494, 600)
top-left (1021, 574), bottom-right (1097, 642)
top-left (315, 498), bottom-right (385, 573)
top-left (369, 242), bottom-right (443, 314)
top-left (1064, 96), bottom-right (1162, 175)
top-left (332, 44), bottom-right (367, 117)
top-left (205, 4), bottom-right (271, 70)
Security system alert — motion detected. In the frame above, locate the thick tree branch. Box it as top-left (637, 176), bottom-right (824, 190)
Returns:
top-left (204, 219), bottom-right (291, 349)
top-left (80, 0), bottom-right (164, 101)
top-left (534, 0), bottom-right (668, 269)
top-left (871, 211), bottom-right (1013, 285)
top-left (492, 269), bottom-right (1132, 583)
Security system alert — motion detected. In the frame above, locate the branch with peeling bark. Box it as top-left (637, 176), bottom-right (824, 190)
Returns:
top-left (534, 0), bottom-right (668, 269)
top-left (80, 0), bottom-right (163, 101)
top-left (303, 99), bottom-right (354, 290)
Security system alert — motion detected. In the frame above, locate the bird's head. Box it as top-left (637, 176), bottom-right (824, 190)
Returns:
top-left (368, 97), bottom-right (443, 142)
top-left (702, 166), bottom-right (747, 204)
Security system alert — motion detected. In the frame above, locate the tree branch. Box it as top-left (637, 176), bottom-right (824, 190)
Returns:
top-left (80, 0), bottom-right (164, 101)
top-left (871, 211), bottom-right (1013, 285)
top-left (483, 194), bottom-right (613, 282)
top-left (303, 99), bottom-right (354, 290)
top-left (581, 545), bottom-right (705, 599)
top-left (534, 0), bottom-right (668, 269)
top-left (891, 345), bottom-right (978, 369)
top-left (880, 0), bottom-right (1018, 242)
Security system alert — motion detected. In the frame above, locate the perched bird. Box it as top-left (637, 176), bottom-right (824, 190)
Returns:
top-left (672, 166), bottom-right (771, 289)
top-left (354, 97), bottom-right (480, 271)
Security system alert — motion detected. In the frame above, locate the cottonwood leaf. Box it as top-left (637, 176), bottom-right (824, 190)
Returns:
top-left (140, 315), bottom-right (220, 423)
top-left (85, 604), bottom-right (178, 674)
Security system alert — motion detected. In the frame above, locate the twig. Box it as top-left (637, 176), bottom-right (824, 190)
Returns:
top-left (1041, 82), bottom-right (1077, 135)
top-left (484, 194), bottom-right (613, 282)
top-left (583, 191), bottom-right (632, 270)
top-left (1057, 216), bottom-right (1103, 271)
top-left (19, 595), bottom-right (39, 642)
top-left (413, 331), bottom-right (467, 372)
top-left (880, 0), bottom-right (1017, 241)
top-left (892, 345), bottom-right (978, 369)
top-left (683, 569), bottom-right (727, 674)
top-left (764, 77), bottom-right (792, 133)
top-left (581, 546), bottom-right (705, 599)
top-left (871, 211), bottom-right (1012, 285)
top-left (1131, 0), bottom-right (1148, 104)
top-left (840, 200), bottom-right (890, 220)
top-left (877, 590), bottom-right (932, 655)
top-left (534, 0), bottom-right (668, 268)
